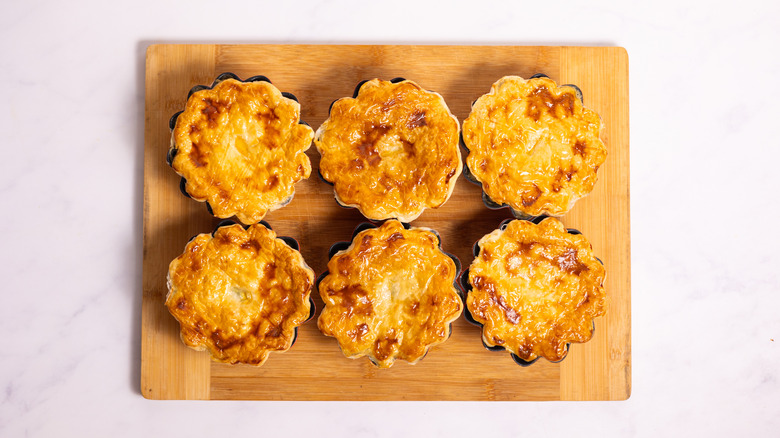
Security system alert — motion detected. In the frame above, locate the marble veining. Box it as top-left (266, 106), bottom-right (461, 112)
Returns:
top-left (0, 0), bottom-right (778, 436)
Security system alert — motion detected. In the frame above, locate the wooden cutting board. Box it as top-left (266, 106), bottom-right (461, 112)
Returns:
top-left (141, 44), bottom-right (630, 400)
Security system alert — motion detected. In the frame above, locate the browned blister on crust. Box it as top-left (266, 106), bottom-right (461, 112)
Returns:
top-left (171, 79), bottom-right (313, 224)
top-left (315, 79), bottom-right (461, 222)
top-left (462, 76), bottom-right (607, 217)
top-left (467, 218), bottom-right (606, 362)
top-left (166, 223), bottom-right (314, 365)
top-left (318, 220), bottom-right (463, 367)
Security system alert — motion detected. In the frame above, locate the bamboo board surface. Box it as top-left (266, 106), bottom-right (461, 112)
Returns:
top-left (142, 44), bottom-right (630, 400)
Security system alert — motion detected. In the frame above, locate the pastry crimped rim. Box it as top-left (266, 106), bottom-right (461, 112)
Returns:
top-left (462, 75), bottom-right (607, 218)
top-left (169, 73), bottom-right (313, 225)
top-left (317, 220), bottom-right (463, 368)
top-left (166, 221), bottom-right (315, 366)
top-left (464, 217), bottom-right (606, 364)
top-left (314, 78), bottom-right (462, 223)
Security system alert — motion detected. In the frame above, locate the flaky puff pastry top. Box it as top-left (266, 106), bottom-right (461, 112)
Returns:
top-left (462, 76), bottom-right (607, 217)
top-left (315, 79), bottom-right (462, 223)
top-left (467, 218), bottom-right (606, 363)
top-left (318, 220), bottom-right (463, 368)
top-left (166, 223), bottom-right (314, 366)
top-left (171, 78), bottom-right (313, 224)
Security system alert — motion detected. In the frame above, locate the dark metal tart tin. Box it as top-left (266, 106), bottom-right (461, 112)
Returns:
top-left (280, 91), bottom-right (299, 102)
top-left (320, 77), bottom-right (447, 224)
top-left (317, 220), bottom-right (463, 350)
top-left (178, 177), bottom-right (191, 199)
top-left (461, 73), bottom-right (587, 221)
top-left (352, 79), bottom-right (370, 97)
top-left (167, 72), bottom-right (309, 218)
top-left (311, 165), bottom-right (374, 221)
top-left (460, 217), bottom-right (600, 366)
top-left (327, 77), bottom-right (408, 114)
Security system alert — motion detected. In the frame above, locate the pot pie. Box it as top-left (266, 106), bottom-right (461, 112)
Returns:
top-left (318, 220), bottom-right (463, 367)
top-left (315, 78), bottom-right (461, 223)
top-left (465, 218), bottom-right (606, 364)
top-left (166, 221), bottom-right (315, 366)
top-left (462, 75), bottom-right (607, 218)
top-left (168, 73), bottom-right (313, 225)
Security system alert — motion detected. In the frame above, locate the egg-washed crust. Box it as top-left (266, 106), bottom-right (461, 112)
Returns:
top-left (315, 79), bottom-right (462, 223)
top-left (466, 218), bottom-right (606, 363)
top-left (462, 76), bottom-right (607, 217)
top-left (166, 223), bottom-right (314, 366)
top-left (318, 220), bottom-right (463, 368)
top-left (171, 78), bottom-right (313, 225)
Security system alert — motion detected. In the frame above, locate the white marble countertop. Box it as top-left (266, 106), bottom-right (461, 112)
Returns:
top-left (1, 0), bottom-right (778, 436)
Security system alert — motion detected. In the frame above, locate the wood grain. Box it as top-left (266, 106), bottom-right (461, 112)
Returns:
top-left (557, 47), bottom-right (631, 401)
top-left (141, 44), bottom-right (630, 400)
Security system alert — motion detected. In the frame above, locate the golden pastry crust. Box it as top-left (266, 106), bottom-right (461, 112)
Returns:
top-left (466, 218), bottom-right (606, 363)
top-left (166, 223), bottom-right (314, 365)
top-left (315, 79), bottom-right (461, 222)
top-left (462, 76), bottom-right (607, 217)
top-left (171, 78), bottom-right (313, 224)
top-left (318, 220), bottom-right (463, 367)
